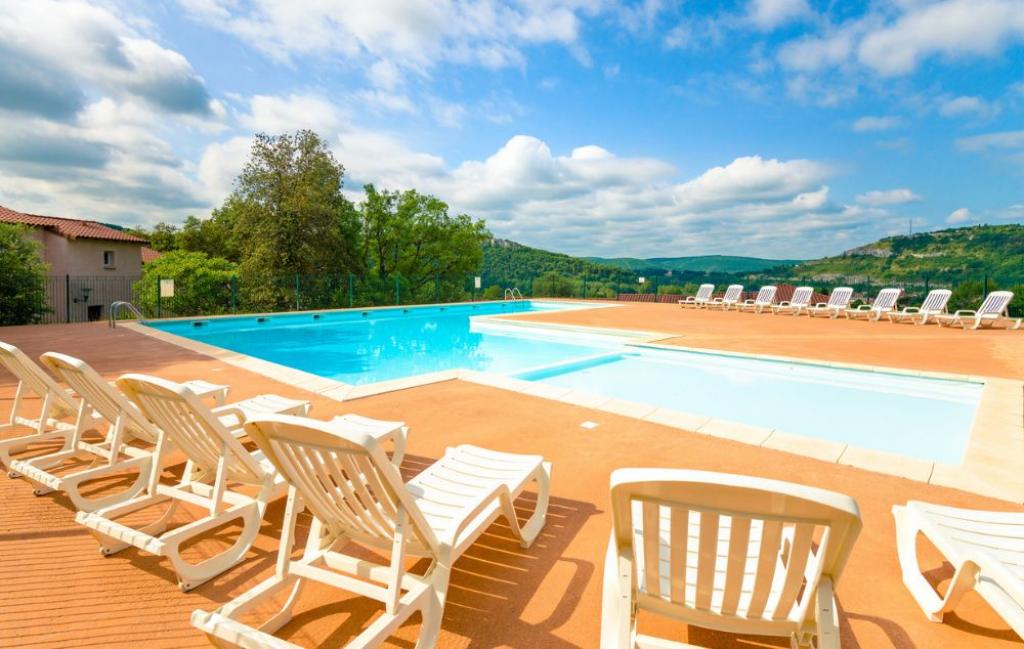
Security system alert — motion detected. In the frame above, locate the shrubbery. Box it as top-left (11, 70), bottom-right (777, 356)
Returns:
top-left (0, 224), bottom-right (48, 325)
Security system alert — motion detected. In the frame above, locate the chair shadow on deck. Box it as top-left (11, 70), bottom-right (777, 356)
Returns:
top-left (201, 451), bottom-right (603, 649)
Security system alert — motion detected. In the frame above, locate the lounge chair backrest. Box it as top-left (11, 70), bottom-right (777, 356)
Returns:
top-left (920, 289), bottom-right (952, 312)
top-left (610, 468), bottom-right (861, 632)
top-left (41, 353), bottom-right (160, 444)
top-left (979, 291), bottom-right (1013, 315)
top-left (790, 286), bottom-right (814, 306)
top-left (754, 286), bottom-right (777, 304)
top-left (695, 284), bottom-right (714, 300)
top-left (245, 414), bottom-right (439, 555)
top-left (117, 374), bottom-right (266, 485)
top-left (827, 287), bottom-right (853, 307)
top-left (0, 342), bottom-right (77, 414)
top-left (872, 288), bottom-right (902, 310)
top-left (723, 285), bottom-right (743, 302)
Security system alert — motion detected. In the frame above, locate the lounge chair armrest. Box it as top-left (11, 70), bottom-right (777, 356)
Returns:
top-left (813, 302), bottom-right (828, 308)
top-left (900, 306), bottom-right (921, 314)
top-left (951, 310), bottom-right (977, 317)
top-left (851, 305), bottom-right (871, 311)
top-left (960, 550), bottom-right (1024, 605)
top-left (211, 405), bottom-right (248, 432)
top-left (600, 531), bottom-right (634, 649)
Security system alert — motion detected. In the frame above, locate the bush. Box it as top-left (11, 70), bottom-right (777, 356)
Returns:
top-left (136, 250), bottom-right (237, 317)
top-left (482, 285), bottom-right (503, 300)
top-left (0, 224), bottom-right (49, 325)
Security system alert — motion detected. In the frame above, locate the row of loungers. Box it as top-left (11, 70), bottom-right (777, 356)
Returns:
top-left (680, 284), bottom-right (1022, 330)
top-left (2, 340), bottom-right (1023, 647)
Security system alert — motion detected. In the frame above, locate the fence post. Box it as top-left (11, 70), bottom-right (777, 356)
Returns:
top-left (348, 274), bottom-right (354, 307)
top-left (984, 274), bottom-right (989, 298)
top-left (230, 275), bottom-right (237, 314)
top-left (65, 275), bottom-right (71, 323)
top-left (583, 274), bottom-right (587, 299)
top-left (435, 276), bottom-right (440, 303)
top-left (294, 274), bottom-right (300, 311)
top-left (395, 276), bottom-right (400, 305)
top-left (156, 276), bottom-right (161, 319)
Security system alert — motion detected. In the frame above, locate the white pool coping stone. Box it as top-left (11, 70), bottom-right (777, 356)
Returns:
top-left (124, 299), bottom-right (1024, 503)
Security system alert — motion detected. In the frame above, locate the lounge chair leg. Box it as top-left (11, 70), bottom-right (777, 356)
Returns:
top-left (415, 566), bottom-right (451, 649)
top-left (166, 502), bottom-right (262, 592)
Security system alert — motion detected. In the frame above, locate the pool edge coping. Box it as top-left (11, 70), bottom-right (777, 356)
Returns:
top-left (122, 307), bottom-right (1024, 503)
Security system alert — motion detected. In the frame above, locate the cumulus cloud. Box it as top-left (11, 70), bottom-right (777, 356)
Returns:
top-left (947, 207), bottom-right (973, 224)
top-left (939, 95), bottom-right (998, 120)
top-left (855, 189), bottom-right (923, 206)
top-left (955, 130), bottom-right (1024, 151)
top-left (178, 0), bottom-right (601, 82)
top-left (851, 115), bottom-right (903, 133)
top-left (747, 0), bottom-right (813, 31)
top-left (778, 0), bottom-right (1024, 77)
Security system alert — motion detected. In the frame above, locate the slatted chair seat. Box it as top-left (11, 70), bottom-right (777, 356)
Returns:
top-left (192, 414), bottom-right (551, 649)
top-left (75, 374), bottom-right (310, 592)
top-left (771, 286), bottom-right (815, 316)
top-left (894, 500), bottom-right (1024, 638)
top-left (846, 288), bottom-right (903, 321)
top-left (738, 286), bottom-right (777, 313)
top-left (679, 284), bottom-right (715, 309)
top-left (807, 287), bottom-right (854, 319)
top-left (888, 289), bottom-right (952, 325)
top-left (0, 342), bottom-right (100, 473)
top-left (706, 284), bottom-right (744, 311)
top-left (601, 469), bottom-right (861, 649)
top-left (936, 290), bottom-right (1021, 330)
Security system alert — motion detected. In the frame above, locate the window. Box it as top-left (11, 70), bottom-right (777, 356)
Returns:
top-left (103, 250), bottom-right (115, 269)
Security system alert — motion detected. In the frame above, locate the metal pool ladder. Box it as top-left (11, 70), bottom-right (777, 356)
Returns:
top-left (503, 287), bottom-right (524, 301)
top-left (109, 301), bottom-right (145, 328)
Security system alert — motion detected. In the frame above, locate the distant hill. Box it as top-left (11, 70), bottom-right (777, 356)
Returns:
top-left (790, 224), bottom-right (1024, 282)
top-left (587, 254), bottom-right (802, 274)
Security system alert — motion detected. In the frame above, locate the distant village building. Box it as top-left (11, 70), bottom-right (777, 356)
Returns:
top-left (0, 204), bottom-right (149, 323)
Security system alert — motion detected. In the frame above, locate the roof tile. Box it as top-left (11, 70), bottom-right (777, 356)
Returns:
top-left (0, 204), bottom-right (147, 243)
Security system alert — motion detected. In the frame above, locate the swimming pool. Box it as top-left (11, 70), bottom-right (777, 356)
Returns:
top-left (147, 301), bottom-right (982, 464)
top-left (145, 301), bottom-right (615, 384)
top-left (514, 348), bottom-right (981, 464)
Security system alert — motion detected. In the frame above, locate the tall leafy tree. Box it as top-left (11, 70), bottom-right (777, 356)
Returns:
top-left (357, 184), bottom-right (488, 301)
top-left (0, 224), bottom-right (49, 325)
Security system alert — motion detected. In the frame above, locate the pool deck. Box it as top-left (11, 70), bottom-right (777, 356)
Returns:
top-left (1, 302), bottom-right (1023, 648)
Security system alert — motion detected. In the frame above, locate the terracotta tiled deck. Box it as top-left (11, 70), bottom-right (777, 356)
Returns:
top-left (1, 303), bottom-right (1023, 648)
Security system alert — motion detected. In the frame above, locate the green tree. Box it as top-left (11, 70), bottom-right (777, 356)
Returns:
top-left (178, 204), bottom-right (241, 262)
top-left (0, 224), bottom-right (48, 325)
top-left (229, 130), bottom-right (360, 309)
top-left (533, 271), bottom-right (577, 297)
top-left (356, 185), bottom-right (488, 303)
top-left (135, 250), bottom-right (237, 317)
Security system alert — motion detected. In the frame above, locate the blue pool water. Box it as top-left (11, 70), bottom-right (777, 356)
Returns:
top-left (148, 301), bottom-right (982, 463)
top-left (146, 301), bottom-right (613, 384)
top-left (515, 348), bottom-right (981, 464)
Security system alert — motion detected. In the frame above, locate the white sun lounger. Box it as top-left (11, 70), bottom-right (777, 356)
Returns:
top-left (679, 284), bottom-right (714, 309)
top-left (0, 342), bottom-right (99, 473)
top-left (6, 352), bottom-right (165, 512)
top-left (75, 374), bottom-right (310, 591)
top-left (807, 287), bottom-right (854, 319)
top-left (738, 286), bottom-right (777, 313)
top-left (888, 289), bottom-right (952, 325)
top-left (193, 414), bottom-right (551, 649)
top-left (706, 284), bottom-right (744, 311)
top-left (935, 291), bottom-right (1021, 330)
top-left (845, 288), bottom-right (902, 321)
top-left (893, 500), bottom-right (1024, 638)
top-left (771, 286), bottom-right (815, 316)
top-left (601, 469), bottom-right (862, 649)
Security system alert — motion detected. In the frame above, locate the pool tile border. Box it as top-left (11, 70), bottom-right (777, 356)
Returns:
top-left (124, 305), bottom-right (1024, 503)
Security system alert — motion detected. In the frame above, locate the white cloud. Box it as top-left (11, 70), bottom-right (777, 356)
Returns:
top-left (178, 0), bottom-right (602, 83)
top-left (856, 189), bottom-right (923, 206)
top-left (955, 130), bottom-right (1024, 151)
top-left (939, 95), bottom-right (998, 119)
top-left (858, 0), bottom-right (1024, 76)
top-left (947, 207), bottom-right (973, 224)
top-left (852, 116), bottom-right (903, 132)
top-left (747, 0), bottom-right (812, 31)
top-left (673, 155), bottom-right (831, 209)
top-left (779, 0), bottom-right (1024, 77)
top-left (429, 99), bottom-right (468, 128)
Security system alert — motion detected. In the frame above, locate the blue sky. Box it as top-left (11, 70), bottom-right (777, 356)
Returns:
top-left (0, 0), bottom-right (1022, 258)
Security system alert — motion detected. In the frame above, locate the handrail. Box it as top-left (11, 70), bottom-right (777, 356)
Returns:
top-left (503, 287), bottom-right (524, 302)
top-left (109, 301), bottom-right (145, 328)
